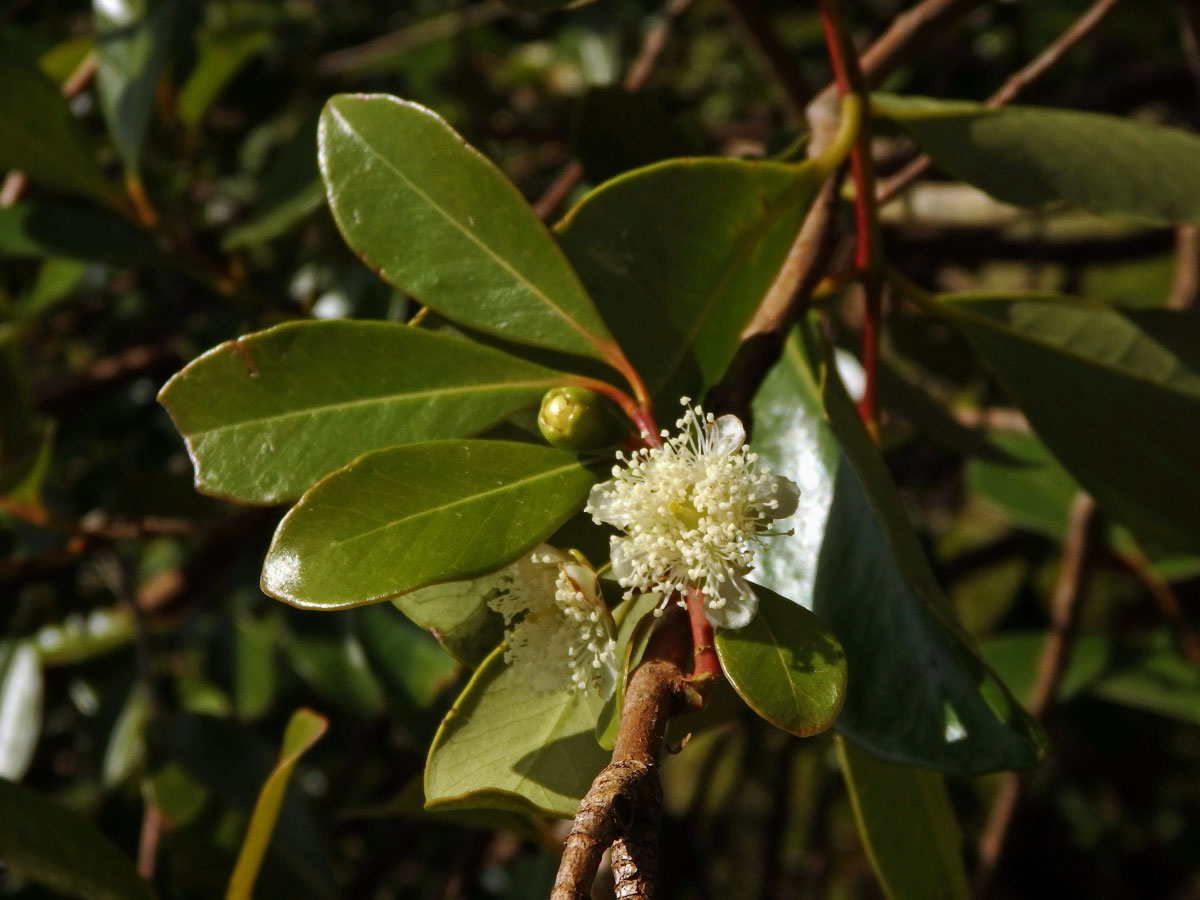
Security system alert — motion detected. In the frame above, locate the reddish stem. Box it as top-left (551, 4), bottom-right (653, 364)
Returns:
top-left (685, 587), bottom-right (722, 681)
top-left (819, 0), bottom-right (883, 437)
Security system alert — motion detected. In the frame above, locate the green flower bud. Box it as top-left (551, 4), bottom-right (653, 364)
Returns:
top-left (538, 387), bottom-right (624, 451)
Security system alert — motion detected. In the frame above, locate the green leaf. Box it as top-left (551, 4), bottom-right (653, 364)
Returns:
top-left (981, 631), bottom-right (1110, 709)
top-left (0, 45), bottom-right (123, 209)
top-left (498, 0), bottom-right (592, 10)
top-left (714, 584), bottom-right (846, 737)
top-left (873, 93), bottom-right (1200, 225)
top-left (177, 28), bottom-right (270, 134)
top-left (0, 778), bottom-right (152, 900)
top-left (932, 294), bottom-right (1200, 554)
top-left (836, 736), bottom-right (971, 900)
top-left (281, 617), bottom-right (384, 718)
top-left (221, 179), bottom-right (323, 250)
top-left (227, 708), bottom-right (328, 900)
top-left (0, 641), bottom-right (42, 782)
top-left (232, 613), bottom-right (279, 720)
top-left (33, 606), bottom-right (135, 667)
top-left (424, 646), bottom-right (609, 818)
top-left (750, 327), bottom-right (1045, 774)
top-left (94, 0), bottom-right (177, 171)
top-left (262, 440), bottom-right (598, 609)
top-left (0, 204), bottom-right (163, 267)
top-left (557, 157), bottom-right (821, 405)
top-left (967, 431), bottom-right (1078, 540)
top-left (159, 320), bottom-right (576, 504)
top-left (1088, 631), bottom-right (1200, 725)
top-left (148, 713), bottom-right (337, 898)
top-left (319, 94), bottom-right (616, 361)
top-left (354, 604), bottom-right (460, 709)
top-left (100, 685), bottom-right (149, 789)
top-left (392, 577), bottom-right (506, 669)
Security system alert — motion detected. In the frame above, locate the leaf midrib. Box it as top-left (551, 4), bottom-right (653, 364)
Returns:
top-left (185, 378), bottom-right (558, 437)
top-left (313, 457), bottom-right (585, 552)
top-left (328, 102), bottom-right (606, 353)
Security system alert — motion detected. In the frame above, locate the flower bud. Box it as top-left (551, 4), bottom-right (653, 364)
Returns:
top-left (538, 387), bottom-right (623, 451)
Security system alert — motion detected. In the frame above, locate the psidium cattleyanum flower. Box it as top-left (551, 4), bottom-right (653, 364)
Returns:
top-left (585, 399), bottom-right (800, 630)
top-left (485, 546), bottom-right (618, 698)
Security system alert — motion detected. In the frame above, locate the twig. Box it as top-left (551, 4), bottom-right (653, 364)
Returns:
top-left (137, 802), bottom-right (164, 880)
top-left (974, 493), bottom-right (1097, 898)
top-left (533, 0), bottom-right (694, 221)
top-left (1169, 225), bottom-right (1200, 309)
top-left (552, 606), bottom-right (703, 899)
top-left (878, 0), bottom-right (1126, 204)
top-left (1114, 545), bottom-right (1200, 668)
top-left (315, 2), bottom-right (510, 77)
top-left (711, 0), bottom-right (987, 422)
top-left (723, 0), bottom-right (812, 118)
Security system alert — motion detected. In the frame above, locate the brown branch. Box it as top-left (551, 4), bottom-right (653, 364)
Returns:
top-left (878, 0), bottom-right (1126, 204)
top-left (552, 606), bottom-right (702, 899)
top-left (1169, 224), bottom-right (1200, 309)
top-left (534, 0), bottom-right (694, 221)
top-left (315, 2), bottom-right (511, 77)
top-left (974, 493), bottom-right (1098, 898)
top-left (711, 0), bottom-right (987, 421)
top-left (1114, 545), bottom-right (1200, 668)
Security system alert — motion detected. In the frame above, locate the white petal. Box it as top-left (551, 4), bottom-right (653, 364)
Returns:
top-left (762, 474), bottom-right (800, 520)
top-left (609, 537), bottom-right (635, 585)
top-left (586, 482), bottom-right (627, 527)
top-left (704, 575), bottom-right (758, 629)
top-left (708, 414), bottom-right (746, 455)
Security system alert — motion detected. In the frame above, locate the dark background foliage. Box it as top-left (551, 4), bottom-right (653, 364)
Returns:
top-left (2, 1), bottom-right (1198, 897)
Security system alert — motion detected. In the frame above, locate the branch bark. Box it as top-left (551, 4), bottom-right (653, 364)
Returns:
top-left (551, 606), bottom-right (702, 899)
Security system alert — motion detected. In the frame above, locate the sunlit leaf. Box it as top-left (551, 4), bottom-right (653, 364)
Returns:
top-left (715, 584), bottom-right (846, 737)
top-left (319, 94), bottom-right (617, 361)
top-left (424, 646), bottom-right (609, 818)
top-left (262, 440), bottom-right (599, 609)
top-left (558, 157), bottom-right (821, 405)
top-left (159, 320), bottom-right (576, 504)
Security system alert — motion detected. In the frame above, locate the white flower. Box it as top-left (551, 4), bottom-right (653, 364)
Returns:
top-left (585, 399), bottom-right (799, 629)
top-left (486, 546), bottom-right (618, 697)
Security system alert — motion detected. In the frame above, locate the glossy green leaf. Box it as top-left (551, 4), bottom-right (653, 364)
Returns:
top-left (94, 0), bottom-right (176, 171)
top-left (0, 204), bottom-right (162, 267)
top-left (714, 584), bottom-right (846, 737)
top-left (837, 736), bottom-right (970, 900)
top-left (262, 440), bottom-right (598, 609)
top-left (933, 294), bottom-right (1200, 554)
top-left (355, 604), bottom-right (460, 709)
top-left (0, 45), bottom-right (122, 208)
top-left (227, 708), bottom-right (328, 900)
top-left (751, 327), bottom-right (1045, 774)
top-left (424, 645), bottom-right (609, 818)
top-left (0, 778), bottom-right (151, 900)
top-left (319, 94), bottom-right (615, 360)
top-left (873, 93), bottom-right (1200, 224)
top-left (557, 157), bottom-right (821, 405)
top-left (0, 641), bottom-right (42, 781)
top-left (159, 320), bottom-right (576, 504)
top-left (177, 28), bottom-right (270, 134)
